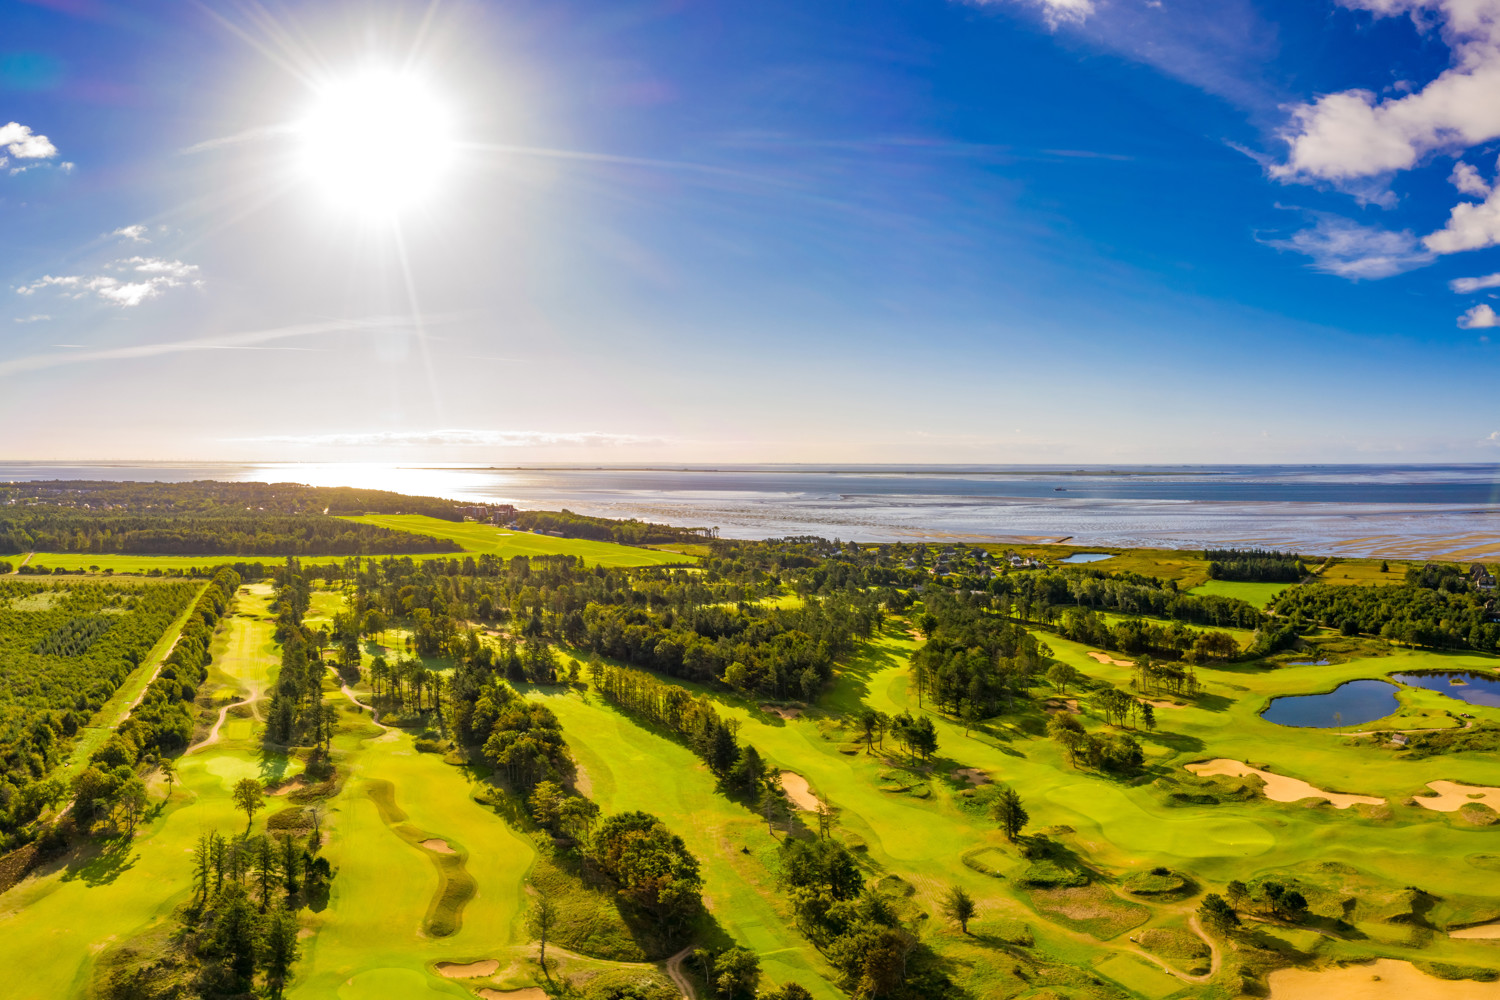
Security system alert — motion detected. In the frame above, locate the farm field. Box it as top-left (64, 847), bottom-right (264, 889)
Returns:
top-left (1187, 579), bottom-right (1293, 606)
top-left (16, 514), bottom-right (695, 577)
top-left (342, 514), bottom-right (698, 567)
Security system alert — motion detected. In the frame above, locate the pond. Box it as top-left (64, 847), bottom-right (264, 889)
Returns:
top-left (1059, 552), bottom-right (1113, 564)
top-left (1390, 670), bottom-right (1500, 708)
top-left (1261, 679), bottom-right (1399, 728)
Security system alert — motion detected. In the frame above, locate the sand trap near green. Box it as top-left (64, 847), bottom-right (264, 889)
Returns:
top-left (288, 698), bottom-right (536, 999)
top-left (1186, 760), bottom-right (1385, 810)
top-left (1269, 959), bottom-right (1499, 998)
top-left (1414, 780), bottom-right (1500, 813)
top-left (1449, 923), bottom-right (1500, 940)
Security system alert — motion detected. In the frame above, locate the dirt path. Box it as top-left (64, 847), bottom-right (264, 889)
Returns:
top-left (340, 679), bottom-right (387, 728)
top-left (665, 946), bottom-right (697, 999)
top-left (187, 694), bottom-right (255, 754)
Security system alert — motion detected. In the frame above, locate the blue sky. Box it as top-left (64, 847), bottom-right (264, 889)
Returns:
top-left (2, 0), bottom-right (1499, 463)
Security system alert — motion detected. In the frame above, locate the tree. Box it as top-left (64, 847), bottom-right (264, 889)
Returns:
top-left (940, 884), bottom-right (977, 934)
top-left (712, 946), bottom-right (760, 999)
top-left (1276, 889), bottom-right (1309, 922)
top-left (262, 905), bottom-right (301, 998)
top-left (992, 784), bottom-right (1028, 841)
top-left (528, 892), bottom-right (559, 972)
top-left (159, 758), bottom-right (177, 799)
top-left (761, 986), bottom-right (814, 1000)
top-left (1046, 662), bottom-right (1077, 694)
top-left (1225, 879), bottom-right (1249, 912)
top-left (1199, 893), bottom-right (1240, 938)
top-left (587, 811), bottom-right (703, 929)
top-left (530, 780), bottom-right (564, 830)
top-left (233, 777), bottom-right (264, 829)
top-left (118, 774), bottom-right (148, 834)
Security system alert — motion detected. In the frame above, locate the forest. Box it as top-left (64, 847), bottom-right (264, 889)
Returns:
top-left (0, 578), bottom-right (200, 850)
top-left (512, 508), bottom-right (714, 544)
top-left (1274, 566), bottom-right (1500, 650)
top-left (0, 513), bottom-right (461, 557)
top-left (1204, 548), bottom-right (1306, 582)
top-left (0, 480), bottom-right (469, 519)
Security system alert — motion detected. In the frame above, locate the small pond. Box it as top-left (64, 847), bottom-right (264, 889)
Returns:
top-left (1390, 670), bottom-right (1500, 709)
top-left (1261, 679), bottom-right (1399, 728)
top-left (1059, 552), bottom-right (1114, 564)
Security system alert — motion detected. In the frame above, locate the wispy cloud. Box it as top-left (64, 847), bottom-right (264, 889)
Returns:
top-left (16, 256), bottom-right (202, 307)
top-left (0, 316), bottom-right (429, 378)
top-left (969, 0), bottom-right (1095, 29)
top-left (1263, 215), bottom-right (1434, 279)
top-left (12, 314), bottom-right (50, 324)
top-left (111, 225), bottom-right (149, 243)
top-left (233, 429), bottom-right (663, 448)
top-left (1451, 272), bottom-right (1500, 293)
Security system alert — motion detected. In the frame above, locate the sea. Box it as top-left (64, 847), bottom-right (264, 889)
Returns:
top-left (4, 462), bottom-right (1500, 559)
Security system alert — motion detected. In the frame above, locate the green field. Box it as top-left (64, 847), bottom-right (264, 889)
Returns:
top-left (342, 514), bottom-right (699, 567)
top-left (5, 566), bottom-right (1500, 998)
top-left (19, 515), bottom-right (696, 576)
top-left (1187, 579), bottom-right (1293, 606)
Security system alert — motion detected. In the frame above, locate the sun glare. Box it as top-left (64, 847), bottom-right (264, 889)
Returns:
top-left (297, 69), bottom-right (456, 218)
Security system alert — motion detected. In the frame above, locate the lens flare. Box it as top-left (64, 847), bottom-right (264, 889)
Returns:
top-left (297, 68), bottom-right (455, 218)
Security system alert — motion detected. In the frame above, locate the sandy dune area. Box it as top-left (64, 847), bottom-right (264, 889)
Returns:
top-left (1186, 759), bottom-right (1384, 809)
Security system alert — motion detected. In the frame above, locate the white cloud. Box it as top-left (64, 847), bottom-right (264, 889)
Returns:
top-left (235, 429), bottom-right (662, 448)
top-left (1274, 1), bottom-right (1500, 184)
top-left (116, 256), bottom-right (199, 279)
top-left (1265, 215), bottom-right (1435, 278)
top-left (1458, 303), bottom-right (1500, 327)
top-left (1451, 160), bottom-right (1492, 197)
top-left (1424, 180), bottom-right (1500, 253)
top-left (11, 314), bottom-right (50, 323)
top-left (1451, 271), bottom-right (1500, 292)
top-left (112, 225), bottom-right (149, 243)
top-left (0, 122), bottom-right (58, 160)
top-left (970, 0), bottom-right (1095, 29)
top-left (16, 257), bottom-right (202, 307)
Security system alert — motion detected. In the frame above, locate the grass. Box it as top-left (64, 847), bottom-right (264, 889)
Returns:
top-left (342, 514), bottom-right (698, 567)
top-left (23, 514), bottom-right (697, 577)
top-left (1187, 579), bottom-right (1293, 606)
top-left (10, 572), bottom-right (1500, 998)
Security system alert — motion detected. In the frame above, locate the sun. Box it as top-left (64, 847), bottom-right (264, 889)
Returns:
top-left (297, 68), bottom-right (456, 219)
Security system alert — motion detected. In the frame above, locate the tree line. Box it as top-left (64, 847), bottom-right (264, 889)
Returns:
top-left (1205, 548), bottom-right (1305, 582)
top-left (0, 512), bottom-right (460, 557)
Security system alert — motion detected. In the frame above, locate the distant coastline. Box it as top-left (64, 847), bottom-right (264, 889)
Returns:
top-left (3, 462), bottom-right (1499, 559)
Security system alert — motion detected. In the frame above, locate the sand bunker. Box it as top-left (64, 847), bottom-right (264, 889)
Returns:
top-left (954, 768), bottom-right (990, 786)
top-left (1043, 697), bottom-right (1080, 714)
top-left (420, 838), bottom-right (456, 854)
top-left (477, 990), bottom-right (546, 1000)
top-left (1450, 922), bottom-right (1500, 939)
top-left (762, 704), bottom-right (803, 720)
top-left (1269, 959), bottom-right (1499, 998)
top-left (1414, 780), bottom-right (1500, 813)
top-left (435, 959), bottom-right (499, 978)
top-left (781, 771), bottom-right (823, 811)
top-left (1186, 760), bottom-right (1384, 810)
top-left (1088, 651), bottom-right (1133, 667)
top-left (1142, 698), bottom-right (1185, 710)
